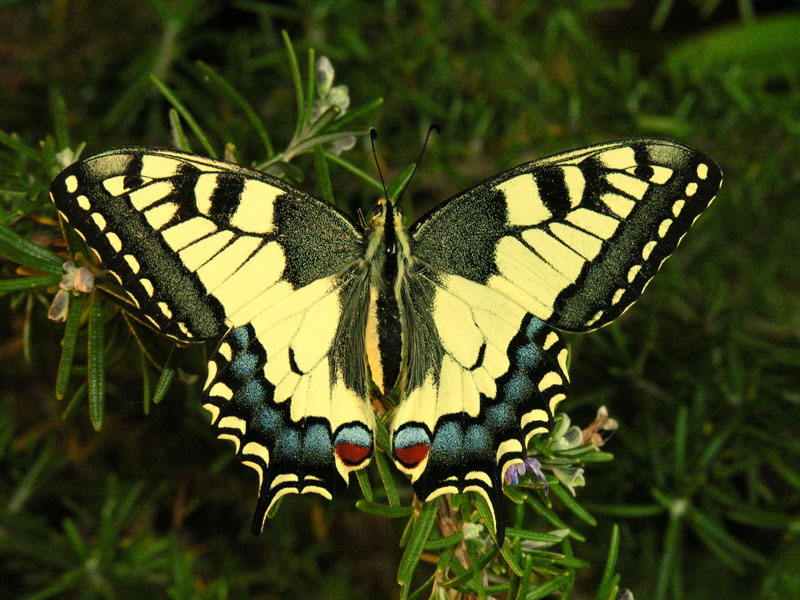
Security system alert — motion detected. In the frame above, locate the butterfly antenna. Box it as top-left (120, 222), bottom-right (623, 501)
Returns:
top-left (370, 129), bottom-right (390, 201)
top-left (397, 123), bottom-right (441, 204)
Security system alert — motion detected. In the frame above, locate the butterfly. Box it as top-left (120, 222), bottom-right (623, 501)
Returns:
top-left (50, 139), bottom-right (721, 545)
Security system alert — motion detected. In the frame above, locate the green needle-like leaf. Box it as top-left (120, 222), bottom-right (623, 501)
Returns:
top-left (375, 450), bottom-right (400, 507)
top-left (152, 346), bottom-right (176, 405)
top-left (286, 130), bottom-right (365, 160)
top-left (0, 224), bottom-right (63, 275)
top-left (525, 495), bottom-right (585, 541)
top-left (305, 48), bottom-right (315, 126)
top-left (168, 108), bottom-right (191, 152)
top-left (323, 148), bottom-right (382, 191)
top-left (441, 545), bottom-right (499, 587)
top-left (329, 97), bottom-right (383, 130)
top-left (688, 507), bottom-right (768, 566)
top-left (593, 524), bottom-right (620, 600)
top-left (397, 498), bottom-right (438, 586)
top-left (468, 539), bottom-right (489, 600)
top-left (150, 74), bottom-right (216, 158)
top-left (62, 518), bottom-right (87, 559)
top-left (561, 537), bottom-right (577, 599)
top-left (387, 163), bottom-right (415, 201)
top-left (422, 531), bottom-right (463, 550)
top-left (472, 493), bottom-right (523, 576)
top-left (0, 274), bottom-right (60, 292)
top-left (580, 503), bottom-right (663, 518)
top-left (313, 144), bottom-right (334, 204)
top-left (505, 528), bottom-right (565, 545)
top-left (515, 554), bottom-right (533, 599)
top-left (407, 572), bottom-right (437, 600)
top-left (0, 128), bottom-right (40, 159)
top-left (141, 351), bottom-right (152, 415)
top-left (549, 484), bottom-right (597, 527)
top-left (654, 515), bottom-right (683, 600)
top-left (374, 416), bottom-right (391, 452)
top-left (87, 292), bottom-right (106, 431)
top-left (673, 405), bottom-right (688, 480)
top-left (281, 30), bottom-right (305, 138)
top-left (62, 381), bottom-right (87, 420)
top-left (50, 91), bottom-right (71, 151)
top-left (195, 60), bottom-right (274, 157)
top-left (527, 575), bottom-right (571, 600)
top-left (55, 294), bottom-right (85, 400)
top-left (355, 468), bottom-right (374, 502)
top-left (355, 500), bottom-right (413, 518)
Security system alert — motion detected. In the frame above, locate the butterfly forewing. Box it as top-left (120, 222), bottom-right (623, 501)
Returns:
top-left (411, 139), bottom-right (723, 332)
top-left (50, 148), bottom-right (365, 341)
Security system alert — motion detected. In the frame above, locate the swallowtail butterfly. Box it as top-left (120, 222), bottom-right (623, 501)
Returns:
top-left (50, 139), bottom-right (721, 544)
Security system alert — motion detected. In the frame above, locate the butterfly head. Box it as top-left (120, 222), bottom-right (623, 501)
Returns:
top-left (367, 197), bottom-right (394, 226)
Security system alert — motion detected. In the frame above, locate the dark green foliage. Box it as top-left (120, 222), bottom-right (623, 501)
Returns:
top-left (1, 1), bottom-right (799, 598)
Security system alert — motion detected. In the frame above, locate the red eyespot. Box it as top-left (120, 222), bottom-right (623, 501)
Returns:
top-left (394, 443), bottom-right (429, 468)
top-left (335, 441), bottom-right (371, 466)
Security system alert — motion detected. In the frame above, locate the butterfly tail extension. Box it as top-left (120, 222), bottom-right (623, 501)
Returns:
top-left (203, 324), bottom-right (374, 534)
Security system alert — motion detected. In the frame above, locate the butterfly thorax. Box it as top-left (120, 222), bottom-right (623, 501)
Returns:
top-left (364, 199), bottom-right (412, 398)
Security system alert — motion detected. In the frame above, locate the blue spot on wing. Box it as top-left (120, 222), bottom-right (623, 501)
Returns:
top-left (486, 401), bottom-right (516, 430)
top-left (303, 424), bottom-right (334, 467)
top-left (254, 404), bottom-right (282, 437)
top-left (394, 425), bottom-right (430, 449)
top-left (334, 424), bottom-right (373, 448)
top-left (465, 424), bottom-right (490, 456)
top-left (516, 344), bottom-right (541, 371)
top-left (526, 316), bottom-right (547, 339)
top-left (275, 427), bottom-right (301, 461)
top-left (232, 379), bottom-right (267, 411)
top-left (243, 379), bottom-right (266, 405)
top-left (430, 421), bottom-right (462, 467)
top-left (231, 326), bottom-right (250, 347)
top-left (231, 352), bottom-right (258, 379)
top-left (504, 371), bottom-right (533, 404)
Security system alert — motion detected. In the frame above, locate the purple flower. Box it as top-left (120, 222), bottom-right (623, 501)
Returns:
top-left (504, 458), bottom-right (548, 493)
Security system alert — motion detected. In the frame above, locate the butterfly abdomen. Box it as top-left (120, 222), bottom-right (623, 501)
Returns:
top-left (363, 199), bottom-right (408, 396)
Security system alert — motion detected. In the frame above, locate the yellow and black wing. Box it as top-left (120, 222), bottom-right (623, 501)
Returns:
top-left (391, 139), bottom-right (722, 542)
top-left (51, 148), bottom-right (375, 532)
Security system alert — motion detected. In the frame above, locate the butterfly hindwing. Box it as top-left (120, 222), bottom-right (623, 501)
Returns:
top-left (391, 273), bottom-right (569, 542)
top-left (204, 281), bottom-right (375, 533)
top-left (411, 139), bottom-right (723, 332)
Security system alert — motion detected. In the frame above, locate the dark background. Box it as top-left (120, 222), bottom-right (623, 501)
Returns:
top-left (1, 1), bottom-right (799, 598)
